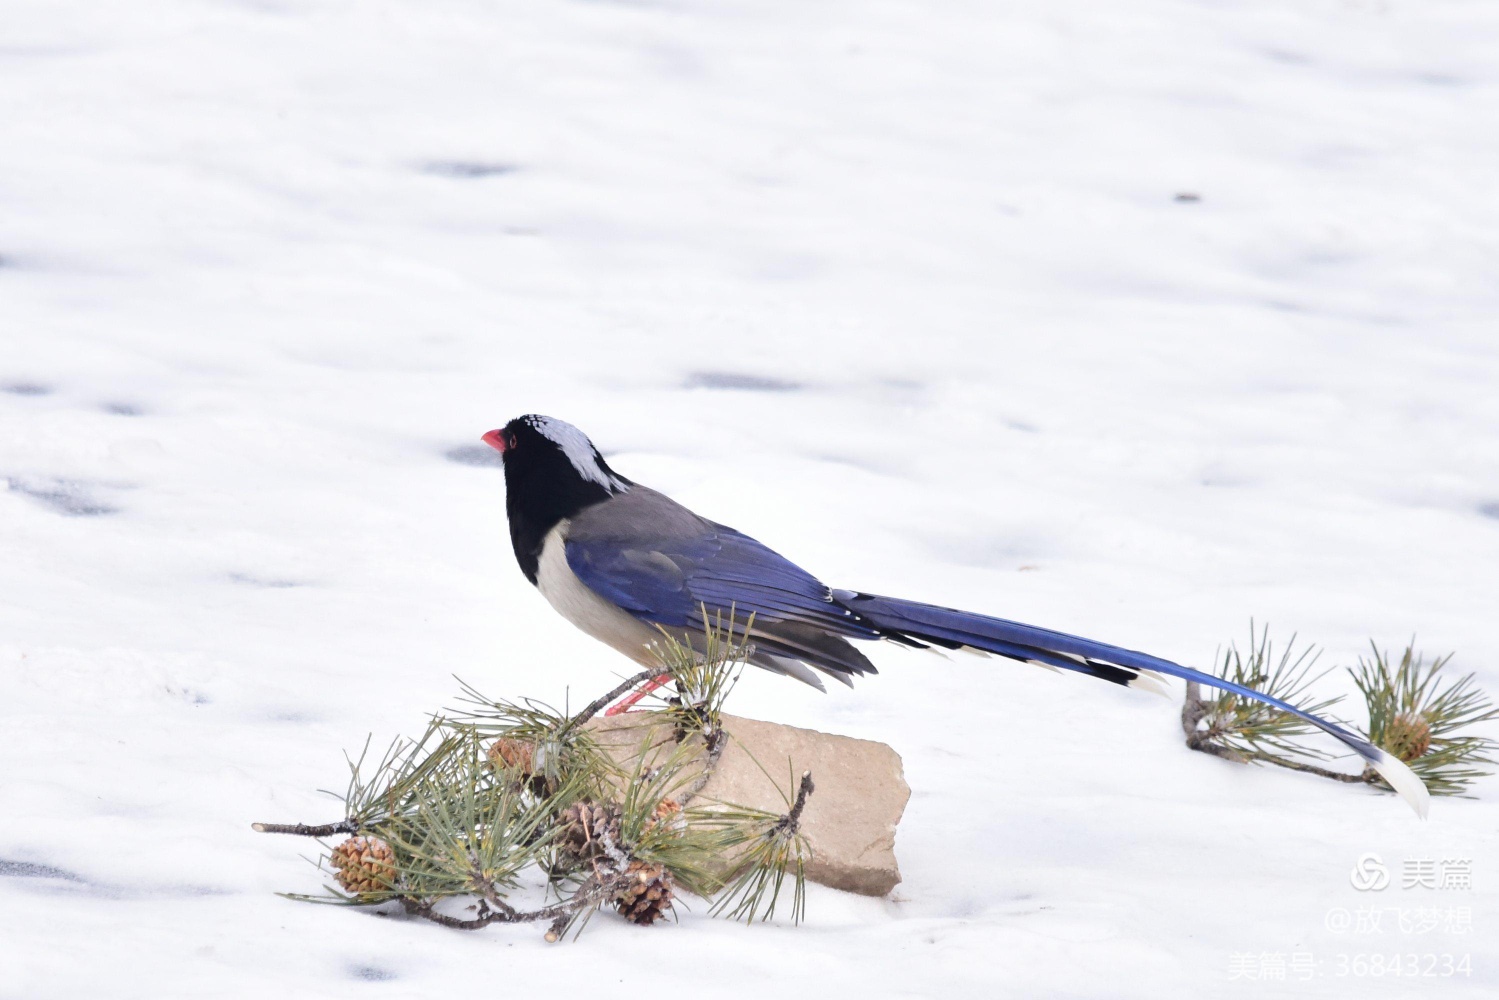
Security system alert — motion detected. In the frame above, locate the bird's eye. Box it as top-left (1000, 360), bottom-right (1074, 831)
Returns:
top-left (481, 428), bottom-right (519, 454)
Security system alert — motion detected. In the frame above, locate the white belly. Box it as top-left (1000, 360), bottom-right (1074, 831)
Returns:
top-left (535, 522), bottom-right (661, 666)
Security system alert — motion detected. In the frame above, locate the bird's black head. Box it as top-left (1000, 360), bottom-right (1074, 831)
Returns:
top-left (482, 414), bottom-right (630, 583)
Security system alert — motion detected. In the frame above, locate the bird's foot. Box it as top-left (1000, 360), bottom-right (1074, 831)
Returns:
top-left (603, 674), bottom-right (673, 717)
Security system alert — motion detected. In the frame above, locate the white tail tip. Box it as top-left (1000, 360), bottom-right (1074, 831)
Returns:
top-left (1370, 749), bottom-right (1431, 820)
top-left (1127, 669), bottom-right (1173, 699)
top-left (1024, 657), bottom-right (1064, 674)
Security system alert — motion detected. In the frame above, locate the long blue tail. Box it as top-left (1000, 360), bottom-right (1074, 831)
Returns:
top-left (833, 590), bottom-right (1429, 817)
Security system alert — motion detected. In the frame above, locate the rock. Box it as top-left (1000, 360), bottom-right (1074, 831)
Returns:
top-left (585, 712), bottom-right (909, 896)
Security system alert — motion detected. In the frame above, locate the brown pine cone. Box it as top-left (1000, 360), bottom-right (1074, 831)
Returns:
top-left (330, 836), bottom-right (398, 897)
top-left (554, 800), bottom-right (622, 866)
top-left (644, 797), bottom-right (683, 835)
top-left (487, 736), bottom-right (538, 774)
top-left (1385, 712), bottom-right (1433, 762)
top-left (614, 861), bottom-right (674, 925)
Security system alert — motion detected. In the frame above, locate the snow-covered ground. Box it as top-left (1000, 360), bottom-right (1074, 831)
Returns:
top-left (4, 1), bottom-right (1498, 996)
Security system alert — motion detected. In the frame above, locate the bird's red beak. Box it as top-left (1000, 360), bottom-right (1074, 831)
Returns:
top-left (482, 429), bottom-right (508, 454)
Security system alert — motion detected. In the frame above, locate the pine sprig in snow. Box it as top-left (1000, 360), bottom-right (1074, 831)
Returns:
top-left (1354, 642), bottom-right (1499, 798)
top-left (1184, 625), bottom-right (1497, 799)
top-left (254, 620), bottom-right (813, 940)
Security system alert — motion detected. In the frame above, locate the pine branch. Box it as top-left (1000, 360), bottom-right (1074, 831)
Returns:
top-left (1183, 678), bottom-right (1365, 780)
top-left (259, 618), bottom-right (812, 939)
top-left (1183, 627), bottom-right (1497, 800)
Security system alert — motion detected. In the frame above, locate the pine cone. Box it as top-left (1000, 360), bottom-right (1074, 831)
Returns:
top-left (330, 836), bottom-right (398, 897)
top-left (1385, 712), bottom-right (1432, 762)
top-left (555, 800), bottom-right (622, 866)
top-left (614, 861), bottom-right (674, 925)
top-left (487, 736), bottom-right (538, 775)
top-left (644, 797), bottom-right (683, 835)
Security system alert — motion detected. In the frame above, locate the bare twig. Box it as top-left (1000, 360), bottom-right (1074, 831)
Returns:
top-left (1248, 755), bottom-right (1370, 784)
top-left (676, 727), bottom-right (728, 808)
top-left (543, 875), bottom-right (619, 942)
top-left (566, 669), bottom-right (671, 731)
top-left (1182, 682), bottom-right (1247, 762)
top-left (776, 771), bottom-right (815, 836)
top-left (1181, 680), bottom-right (1207, 739)
top-left (544, 911), bottom-right (573, 943)
top-left (469, 871), bottom-right (521, 919)
top-left (252, 819), bottom-right (359, 837)
top-left (1175, 683), bottom-right (1247, 761)
top-left (400, 872), bottom-right (625, 940)
top-left (401, 897), bottom-right (501, 929)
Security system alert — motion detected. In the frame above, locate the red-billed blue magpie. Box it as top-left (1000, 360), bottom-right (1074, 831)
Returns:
top-left (482, 414), bottom-right (1428, 816)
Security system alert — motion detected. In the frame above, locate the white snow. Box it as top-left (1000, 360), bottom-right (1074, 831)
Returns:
top-left (3, 0), bottom-right (1498, 996)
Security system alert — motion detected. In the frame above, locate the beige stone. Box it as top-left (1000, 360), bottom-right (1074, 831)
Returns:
top-left (585, 712), bottom-right (909, 896)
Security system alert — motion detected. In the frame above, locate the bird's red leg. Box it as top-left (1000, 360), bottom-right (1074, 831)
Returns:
top-left (604, 674), bottom-right (674, 717)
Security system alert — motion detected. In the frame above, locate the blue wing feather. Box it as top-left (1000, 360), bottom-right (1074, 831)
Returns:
top-left (565, 525), bottom-right (878, 637)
